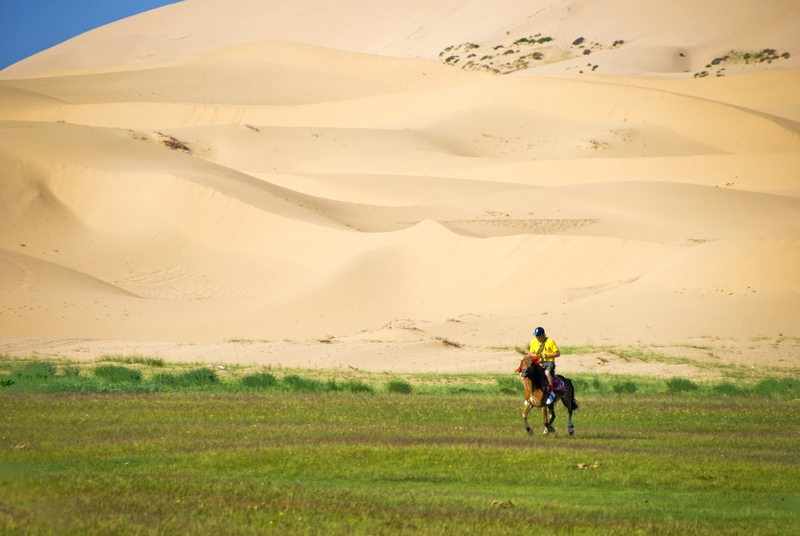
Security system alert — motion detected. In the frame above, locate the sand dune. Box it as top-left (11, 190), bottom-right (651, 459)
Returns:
top-left (4, 0), bottom-right (798, 79)
top-left (1, 0), bottom-right (798, 373)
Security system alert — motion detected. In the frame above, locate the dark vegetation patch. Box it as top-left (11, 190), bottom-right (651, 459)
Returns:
top-left (156, 132), bottom-right (192, 154)
top-left (435, 337), bottom-right (462, 348)
top-left (437, 35), bottom-right (624, 74)
top-left (695, 48), bottom-right (791, 77)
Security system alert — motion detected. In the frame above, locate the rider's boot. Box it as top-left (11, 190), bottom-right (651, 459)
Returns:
top-left (545, 388), bottom-right (556, 405)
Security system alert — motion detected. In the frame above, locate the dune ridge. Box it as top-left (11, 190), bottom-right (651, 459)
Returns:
top-left (1, 0), bottom-right (798, 373)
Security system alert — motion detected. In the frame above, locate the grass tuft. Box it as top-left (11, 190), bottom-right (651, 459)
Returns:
top-left (283, 375), bottom-right (327, 393)
top-left (60, 365), bottom-right (82, 377)
top-left (753, 378), bottom-right (797, 398)
top-left (94, 365), bottom-right (142, 382)
top-left (99, 354), bottom-right (165, 367)
top-left (152, 368), bottom-right (218, 388)
top-left (240, 372), bottom-right (277, 389)
top-left (341, 380), bottom-right (375, 394)
top-left (713, 382), bottom-right (743, 396)
top-left (612, 380), bottom-right (638, 394)
top-left (666, 377), bottom-right (699, 393)
top-left (386, 380), bottom-right (413, 394)
top-left (13, 362), bottom-right (58, 381)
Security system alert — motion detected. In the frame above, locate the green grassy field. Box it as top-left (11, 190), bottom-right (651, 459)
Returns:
top-left (1, 358), bottom-right (799, 535)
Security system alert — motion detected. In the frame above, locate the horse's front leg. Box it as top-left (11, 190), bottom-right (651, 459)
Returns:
top-left (523, 398), bottom-right (534, 435)
top-left (521, 378), bottom-right (535, 436)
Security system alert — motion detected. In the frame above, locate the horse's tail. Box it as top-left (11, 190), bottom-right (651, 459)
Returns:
top-left (570, 379), bottom-right (579, 411)
top-left (561, 376), bottom-right (579, 411)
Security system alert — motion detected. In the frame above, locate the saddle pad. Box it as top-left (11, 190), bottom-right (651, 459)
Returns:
top-left (553, 376), bottom-right (567, 393)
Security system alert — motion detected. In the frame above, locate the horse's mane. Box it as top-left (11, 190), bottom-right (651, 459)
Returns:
top-left (520, 357), bottom-right (549, 391)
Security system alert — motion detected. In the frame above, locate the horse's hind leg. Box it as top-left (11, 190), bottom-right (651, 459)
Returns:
top-left (545, 405), bottom-right (556, 434)
top-left (562, 382), bottom-right (575, 436)
top-left (568, 393), bottom-right (575, 435)
top-left (541, 406), bottom-right (551, 435)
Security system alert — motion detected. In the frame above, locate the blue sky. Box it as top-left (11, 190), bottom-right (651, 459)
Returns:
top-left (0, 0), bottom-right (181, 71)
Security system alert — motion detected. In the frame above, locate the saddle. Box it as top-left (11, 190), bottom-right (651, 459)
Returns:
top-left (551, 375), bottom-right (567, 393)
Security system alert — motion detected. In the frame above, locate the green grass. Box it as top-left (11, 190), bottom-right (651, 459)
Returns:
top-left (1, 356), bottom-right (798, 399)
top-left (98, 354), bottom-right (166, 367)
top-left (1, 390), bottom-right (798, 535)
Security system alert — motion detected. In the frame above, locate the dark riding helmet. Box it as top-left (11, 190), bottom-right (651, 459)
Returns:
top-left (534, 327), bottom-right (545, 337)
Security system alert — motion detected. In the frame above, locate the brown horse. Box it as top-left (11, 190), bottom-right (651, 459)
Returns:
top-left (519, 356), bottom-right (578, 436)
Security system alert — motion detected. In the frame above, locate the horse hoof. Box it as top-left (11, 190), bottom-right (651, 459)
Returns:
top-left (569, 429), bottom-right (574, 436)
top-left (526, 428), bottom-right (533, 436)
top-left (542, 429), bottom-right (549, 435)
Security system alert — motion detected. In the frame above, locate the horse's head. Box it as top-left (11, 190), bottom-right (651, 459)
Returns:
top-left (519, 357), bottom-right (535, 379)
top-left (520, 356), bottom-right (549, 392)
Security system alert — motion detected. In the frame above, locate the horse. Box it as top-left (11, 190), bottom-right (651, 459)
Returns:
top-left (519, 356), bottom-right (578, 436)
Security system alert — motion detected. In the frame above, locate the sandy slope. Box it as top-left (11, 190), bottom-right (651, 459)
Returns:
top-left (1, 0), bottom-right (799, 375)
top-left (3, 0), bottom-right (799, 79)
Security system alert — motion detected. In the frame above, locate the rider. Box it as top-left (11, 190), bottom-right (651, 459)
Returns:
top-left (531, 327), bottom-right (560, 405)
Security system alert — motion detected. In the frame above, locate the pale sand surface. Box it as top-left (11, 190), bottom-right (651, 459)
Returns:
top-left (1, 0), bottom-right (798, 378)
